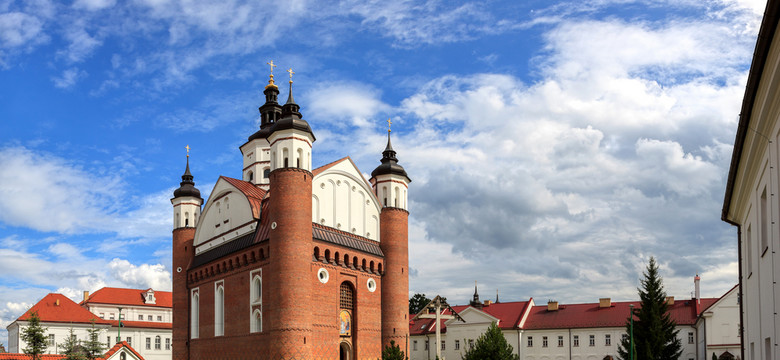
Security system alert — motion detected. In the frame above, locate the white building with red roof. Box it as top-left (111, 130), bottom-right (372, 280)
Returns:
top-left (409, 282), bottom-right (736, 360)
top-left (6, 288), bottom-right (171, 360)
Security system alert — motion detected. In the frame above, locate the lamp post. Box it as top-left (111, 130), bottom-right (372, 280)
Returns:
top-left (117, 307), bottom-right (123, 343)
top-left (629, 304), bottom-right (634, 360)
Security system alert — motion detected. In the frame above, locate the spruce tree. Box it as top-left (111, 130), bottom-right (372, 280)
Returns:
top-left (82, 319), bottom-right (106, 360)
top-left (59, 327), bottom-right (85, 360)
top-left (21, 310), bottom-right (47, 360)
top-left (461, 322), bottom-right (519, 360)
top-left (617, 257), bottom-right (682, 360)
top-left (381, 339), bottom-right (407, 360)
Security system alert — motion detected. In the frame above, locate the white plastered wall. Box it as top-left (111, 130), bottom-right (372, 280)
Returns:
top-left (312, 160), bottom-right (381, 241)
top-left (371, 174), bottom-right (408, 211)
top-left (240, 138), bottom-right (271, 188)
top-left (699, 287), bottom-right (740, 359)
top-left (171, 197), bottom-right (201, 229)
top-left (193, 179), bottom-right (258, 255)
top-left (268, 130), bottom-right (313, 171)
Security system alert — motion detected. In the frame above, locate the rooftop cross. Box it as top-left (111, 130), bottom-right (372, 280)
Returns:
top-left (185, 144), bottom-right (190, 157)
top-left (287, 68), bottom-right (294, 82)
top-left (387, 118), bottom-right (392, 133)
top-left (267, 60), bottom-right (277, 75)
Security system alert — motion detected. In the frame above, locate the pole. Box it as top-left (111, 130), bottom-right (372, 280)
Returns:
top-left (117, 307), bottom-right (122, 343)
top-left (629, 304), bottom-right (634, 360)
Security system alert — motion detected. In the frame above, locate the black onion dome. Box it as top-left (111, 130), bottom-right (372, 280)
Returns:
top-left (271, 80), bottom-right (315, 140)
top-left (173, 157), bottom-right (202, 199)
top-left (370, 133), bottom-right (410, 182)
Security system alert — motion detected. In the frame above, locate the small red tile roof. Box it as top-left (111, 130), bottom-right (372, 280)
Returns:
top-left (106, 320), bottom-right (171, 329)
top-left (220, 176), bottom-right (266, 219)
top-left (17, 294), bottom-right (109, 325)
top-left (102, 341), bottom-right (145, 360)
top-left (83, 288), bottom-right (171, 309)
top-left (410, 301), bottom-right (532, 335)
top-left (0, 355), bottom-right (66, 360)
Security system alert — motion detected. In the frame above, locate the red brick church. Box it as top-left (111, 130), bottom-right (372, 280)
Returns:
top-left (171, 69), bottom-right (411, 360)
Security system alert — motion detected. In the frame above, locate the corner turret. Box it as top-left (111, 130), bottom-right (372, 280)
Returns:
top-left (171, 148), bottom-right (203, 228)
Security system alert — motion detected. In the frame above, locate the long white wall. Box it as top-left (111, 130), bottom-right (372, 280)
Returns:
top-left (312, 160), bottom-right (380, 241)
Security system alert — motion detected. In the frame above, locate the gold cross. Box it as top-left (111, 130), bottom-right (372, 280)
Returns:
top-left (287, 68), bottom-right (294, 81)
top-left (185, 145), bottom-right (190, 157)
top-left (387, 118), bottom-right (392, 133)
top-left (267, 60), bottom-right (276, 75)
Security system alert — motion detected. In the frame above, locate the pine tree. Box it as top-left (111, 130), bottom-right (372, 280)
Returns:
top-left (82, 319), bottom-right (106, 360)
top-left (59, 327), bottom-right (86, 360)
top-left (617, 257), bottom-right (683, 360)
top-left (381, 339), bottom-right (407, 360)
top-left (461, 322), bottom-right (519, 360)
top-left (21, 310), bottom-right (47, 360)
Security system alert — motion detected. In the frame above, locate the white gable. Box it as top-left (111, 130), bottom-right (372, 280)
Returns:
top-left (313, 159), bottom-right (381, 241)
top-left (445, 307), bottom-right (499, 327)
top-left (193, 178), bottom-right (258, 255)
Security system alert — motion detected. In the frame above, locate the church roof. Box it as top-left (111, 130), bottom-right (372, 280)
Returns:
top-left (0, 342), bottom-right (146, 360)
top-left (82, 288), bottom-right (171, 309)
top-left (410, 300), bottom-right (532, 335)
top-left (220, 176), bottom-right (266, 219)
top-left (16, 293), bottom-right (110, 325)
top-left (102, 341), bottom-right (146, 360)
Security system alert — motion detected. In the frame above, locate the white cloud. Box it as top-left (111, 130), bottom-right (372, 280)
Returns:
top-left (73, 0), bottom-right (116, 11)
top-left (108, 258), bottom-right (171, 290)
top-left (52, 67), bottom-right (87, 88)
top-left (0, 12), bottom-right (43, 48)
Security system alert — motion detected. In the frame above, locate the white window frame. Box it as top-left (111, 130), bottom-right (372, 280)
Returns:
top-left (250, 269), bottom-right (262, 305)
top-left (251, 309), bottom-right (262, 333)
top-left (215, 280), bottom-right (225, 337)
top-left (191, 288), bottom-right (200, 339)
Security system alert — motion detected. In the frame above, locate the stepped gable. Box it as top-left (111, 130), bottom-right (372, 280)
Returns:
top-left (18, 293), bottom-right (109, 325)
top-left (83, 287), bottom-right (171, 308)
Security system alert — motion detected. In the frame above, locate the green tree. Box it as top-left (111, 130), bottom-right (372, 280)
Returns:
top-left (82, 320), bottom-right (106, 360)
top-left (59, 327), bottom-right (86, 360)
top-left (21, 311), bottom-right (47, 360)
top-left (409, 293), bottom-right (431, 314)
top-left (617, 257), bottom-right (682, 360)
top-left (461, 322), bottom-right (518, 360)
top-left (712, 353), bottom-right (718, 360)
top-left (381, 339), bottom-right (407, 360)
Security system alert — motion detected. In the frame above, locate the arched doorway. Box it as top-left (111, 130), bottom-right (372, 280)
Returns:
top-left (339, 341), bottom-right (352, 360)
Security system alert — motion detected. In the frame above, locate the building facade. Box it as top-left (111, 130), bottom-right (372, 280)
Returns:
top-left (410, 281), bottom-right (736, 360)
top-left (6, 289), bottom-right (172, 360)
top-left (722, 1), bottom-right (780, 359)
top-left (171, 72), bottom-right (411, 360)
top-left (695, 285), bottom-right (740, 360)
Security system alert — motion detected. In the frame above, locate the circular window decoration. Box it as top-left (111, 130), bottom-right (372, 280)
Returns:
top-left (317, 268), bottom-right (329, 284)
top-left (176, 267), bottom-right (182, 273)
top-left (271, 222), bottom-right (277, 229)
top-left (367, 278), bottom-right (377, 292)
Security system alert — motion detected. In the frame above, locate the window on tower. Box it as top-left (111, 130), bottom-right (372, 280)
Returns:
top-left (263, 168), bottom-right (270, 178)
top-left (248, 171), bottom-right (254, 182)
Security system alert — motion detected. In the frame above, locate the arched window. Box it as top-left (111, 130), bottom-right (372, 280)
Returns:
top-left (120, 354), bottom-right (126, 360)
top-left (314, 247), bottom-right (320, 261)
top-left (353, 257), bottom-right (358, 269)
top-left (154, 335), bottom-right (161, 350)
top-left (283, 148), bottom-right (289, 168)
top-left (215, 283), bottom-right (224, 336)
top-left (190, 292), bottom-right (199, 339)
top-left (263, 168), bottom-right (270, 179)
top-left (248, 171), bottom-right (254, 182)
top-left (361, 259), bottom-right (367, 271)
top-left (340, 282), bottom-right (354, 311)
top-left (325, 249), bottom-right (331, 263)
top-left (175, 213), bottom-right (180, 227)
top-left (252, 276), bottom-right (262, 304)
top-left (394, 187), bottom-right (400, 207)
top-left (370, 261), bottom-right (375, 273)
top-left (335, 251), bottom-right (340, 265)
top-left (185, 212), bottom-right (190, 227)
top-left (344, 253), bottom-right (349, 266)
top-left (378, 263), bottom-right (383, 274)
top-left (383, 187), bottom-right (388, 207)
top-left (297, 148), bottom-right (303, 168)
top-left (251, 310), bottom-right (262, 333)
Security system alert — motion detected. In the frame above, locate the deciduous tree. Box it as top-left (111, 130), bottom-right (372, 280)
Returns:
top-left (461, 322), bottom-right (518, 360)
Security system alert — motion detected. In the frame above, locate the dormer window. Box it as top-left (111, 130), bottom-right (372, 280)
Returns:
top-left (145, 289), bottom-right (156, 304)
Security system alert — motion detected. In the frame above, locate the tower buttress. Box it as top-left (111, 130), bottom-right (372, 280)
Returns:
top-left (266, 68), bottom-right (316, 358)
top-left (371, 126), bottom-right (411, 353)
top-left (171, 151), bottom-right (202, 360)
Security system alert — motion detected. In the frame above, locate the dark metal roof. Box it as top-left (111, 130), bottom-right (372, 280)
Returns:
top-left (723, 0), bottom-right (780, 222)
top-left (313, 224), bottom-right (384, 257)
top-left (191, 231), bottom-right (257, 269)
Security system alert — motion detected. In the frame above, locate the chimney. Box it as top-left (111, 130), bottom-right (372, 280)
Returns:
top-left (483, 300), bottom-right (492, 306)
top-left (599, 298), bottom-right (611, 308)
top-left (694, 273), bottom-right (701, 304)
top-left (665, 296), bottom-right (674, 305)
top-left (547, 301), bottom-right (559, 311)
top-left (83, 291), bottom-right (90, 302)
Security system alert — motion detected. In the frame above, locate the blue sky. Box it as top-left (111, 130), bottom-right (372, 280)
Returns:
top-left (0, 0), bottom-right (767, 347)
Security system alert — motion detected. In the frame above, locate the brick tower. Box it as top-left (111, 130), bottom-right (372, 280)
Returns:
top-left (266, 74), bottom-right (316, 358)
top-left (170, 153), bottom-right (202, 360)
top-left (371, 130), bottom-right (411, 353)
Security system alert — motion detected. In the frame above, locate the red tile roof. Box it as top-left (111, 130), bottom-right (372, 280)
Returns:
top-left (17, 294), bottom-right (110, 325)
top-left (102, 341), bottom-right (145, 360)
top-left (106, 320), bottom-right (172, 329)
top-left (220, 176), bottom-right (266, 219)
top-left (410, 301), bottom-right (532, 335)
top-left (83, 288), bottom-right (171, 309)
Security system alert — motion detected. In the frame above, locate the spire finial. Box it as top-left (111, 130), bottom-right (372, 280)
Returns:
top-left (285, 67), bottom-right (297, 105)
top-left (185, 144), bottom-right (190, 157)
top-left (387, 117), bottom-right (392, 134)
top-left (287, 68), bottom-right (294, 82)
top-left (265, 60), bottom-right (277, 89)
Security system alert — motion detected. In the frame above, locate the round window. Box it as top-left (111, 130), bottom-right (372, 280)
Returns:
top-left (367, 278), bottom-right (377, 292)
top-left (317, 268), bottom-right (329, 284)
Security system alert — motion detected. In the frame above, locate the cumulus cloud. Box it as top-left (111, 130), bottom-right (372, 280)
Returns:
top-left (108, 258), bottom-right (171, 290)
top-left (52, 67), bottom-right (87, 88)
top-left (0, 12), bottom-right (43, 48)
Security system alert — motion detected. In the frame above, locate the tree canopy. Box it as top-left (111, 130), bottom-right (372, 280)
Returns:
top-left (381, 339), bottom-right (407, 360)
top-left (409, 293), bottom-right (431, 314)
top-left (461, 322), bottom-right (519, 360)
top-left (21, 311), bottom-right (47, 360)
top-left (617, 257), bottom-right (682, 360)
